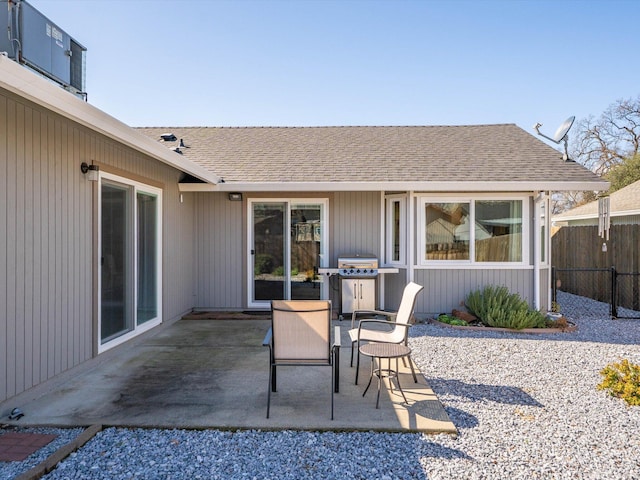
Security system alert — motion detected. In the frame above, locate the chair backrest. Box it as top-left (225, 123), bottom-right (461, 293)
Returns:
top-left (271, 300), bottom-right (332, 362)
top-left (388, 282), bottom-right (424, 343)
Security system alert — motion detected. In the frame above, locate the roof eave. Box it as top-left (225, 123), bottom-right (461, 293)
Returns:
top-left (179, 180), bottom-right (610, 193)
top-left (0, 56), bottom-right (220, 184)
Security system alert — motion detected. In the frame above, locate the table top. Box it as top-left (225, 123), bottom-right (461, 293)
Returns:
top-left (359, 342), bottom-right (410, 358)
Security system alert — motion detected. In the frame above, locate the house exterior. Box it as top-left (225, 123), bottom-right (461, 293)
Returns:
top-left (1, 54), bottom-right (608, 405)
top-left (553, 179), bottom-right (640, 227)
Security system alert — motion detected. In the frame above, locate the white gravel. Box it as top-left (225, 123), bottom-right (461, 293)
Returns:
top-left (5, 291), bottom-right (640, 479)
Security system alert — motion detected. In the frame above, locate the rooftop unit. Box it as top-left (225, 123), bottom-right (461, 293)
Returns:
top-left (1, 0), bottom-right (86, 97)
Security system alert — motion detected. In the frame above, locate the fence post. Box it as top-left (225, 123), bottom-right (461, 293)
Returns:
top-left (551, 267), bottom-right (557, 305)
top-left (610, 266), bottom-right (617, 319)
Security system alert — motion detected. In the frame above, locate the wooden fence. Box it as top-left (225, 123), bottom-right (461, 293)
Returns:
top-left (552, 224), bottom-right (640, 311)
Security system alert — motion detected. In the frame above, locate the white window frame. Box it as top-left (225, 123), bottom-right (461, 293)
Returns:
top-left (385, 194), bottom-right (406, 265)
top-left (418, 194), bottom-right (529, 268)
top-left (98, 172), bottom-right (163, 353)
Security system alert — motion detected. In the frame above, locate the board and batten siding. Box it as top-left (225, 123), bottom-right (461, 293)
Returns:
top-left (331, 192), bottom-right (381, 261)
top-left (412, 268), bottom-right (534, 315)
top-left (0, 88), bottom-right (196, 404)
top-left (194, 192), bottom-right (244, 309)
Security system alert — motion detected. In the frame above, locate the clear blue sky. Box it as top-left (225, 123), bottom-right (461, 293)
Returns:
top-left (31, 0), bottom-right (640, 140)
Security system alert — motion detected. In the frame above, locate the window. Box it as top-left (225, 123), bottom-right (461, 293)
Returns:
top-left (420, 197), bottom-right (526, 265)
top-left (386, 196), bottom-right (406, 264)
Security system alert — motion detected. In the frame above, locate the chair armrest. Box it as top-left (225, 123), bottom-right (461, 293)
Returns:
top-left (262, 328), bottom-right (272, 347)
top-left (351, 309), bottom-right (397, 328)
top-left (357, 319), bottom-right (410, 341)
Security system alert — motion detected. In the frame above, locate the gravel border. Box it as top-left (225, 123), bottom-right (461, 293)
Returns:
top-left (0, 426), bottom-right (85, 480)
top-left (6, 291), bottom-right (640, 479)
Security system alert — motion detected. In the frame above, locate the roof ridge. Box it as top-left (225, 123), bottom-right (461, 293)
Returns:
top-left (136, 124), bottom-right (518, 129)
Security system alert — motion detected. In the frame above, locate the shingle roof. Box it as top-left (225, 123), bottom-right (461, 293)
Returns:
top-left (554, 179), bottom-right (640, 220)
top-left (136, 125), bottom-right (607, 191)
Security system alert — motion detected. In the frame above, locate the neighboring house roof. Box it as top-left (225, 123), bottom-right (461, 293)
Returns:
top-left (553, 179), bottom-right (640, 222)
top-left (137, 126), bottom-right (608, 193)
top-left (0, 56), bottom-right (218, 183)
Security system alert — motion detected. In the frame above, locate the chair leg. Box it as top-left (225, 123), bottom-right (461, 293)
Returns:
top-left (271, 365), bottom-right (277, 392)
top-left (355, 342), bottom-right (361, 385)
top-left (266, 364), bottom-right (273, 419)
top-left (331, 363), bottom-right (335, 420)
top-left (350, 340), bottom-right (355, 367)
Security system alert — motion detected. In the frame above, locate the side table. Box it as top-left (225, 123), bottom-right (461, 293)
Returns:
top-left (359, 342), bottom-right (413, 408)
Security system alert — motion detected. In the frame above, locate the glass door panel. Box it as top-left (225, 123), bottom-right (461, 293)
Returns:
top-left (101, 183), bottom-right (133, 342)
top-left (290, 203), bottom-right (322, 300)
top-left (137, 192), bottom-right (158, 324)
top-left (252, 202), bottom-right (286, 301)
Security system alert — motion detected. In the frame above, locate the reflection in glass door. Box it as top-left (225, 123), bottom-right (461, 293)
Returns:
top-left (250, 200), bottom-right (327, 306)
top-left (101, 183), bottom-right (133, 342)
top-left (290, 203), bottom-right (322, 300)
top-left (252, 202), bottom-right (286, 301)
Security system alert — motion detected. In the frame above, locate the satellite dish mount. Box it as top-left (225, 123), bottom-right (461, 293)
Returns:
top-left (533, 116), bottom-right (575, 161)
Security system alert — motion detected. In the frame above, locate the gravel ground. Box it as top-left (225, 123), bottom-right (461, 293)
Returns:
top-left (5, 291), bottom-right (640, 479)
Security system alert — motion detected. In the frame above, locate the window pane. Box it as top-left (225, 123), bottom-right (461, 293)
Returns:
top-left (475, 200), bottom-right (522, 262)
top-left (290, 203), bottom-right (322, 300)
top-left (137, 192), bottom-right (158, 324)
top-left (425, 202), bottom-right (470, 260)
top-left (392, 201), bottom-right (401, 262)
top-left (101, 183), bottom-right (133, 342)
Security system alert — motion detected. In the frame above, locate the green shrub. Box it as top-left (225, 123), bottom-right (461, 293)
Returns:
top-left (437, 314), bottom-right (468, 326)
top-left (598, 359), bottom-right (640, 406)
top-left (272, 266), bottom-right (285, 276)
top-left (465, 285), bottom-right (547, 329)
top-left (254, 254), bottom-right (273, 275)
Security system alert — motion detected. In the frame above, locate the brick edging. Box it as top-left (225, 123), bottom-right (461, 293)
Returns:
top-left (14, 424), bottom-right (103, 480)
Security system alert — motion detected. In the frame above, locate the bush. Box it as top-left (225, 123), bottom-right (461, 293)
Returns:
top-left (597, 359), bottom-right (640, 406)
top-left (272, 266), bottom-right (285, 277)
top-left (254, 254), bottom-right (273, 275)
top-left (465, 285), bottom-right (547, 329)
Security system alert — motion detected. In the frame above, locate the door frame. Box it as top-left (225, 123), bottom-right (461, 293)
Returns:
top-left (247, 198), bottom-right (329, 308)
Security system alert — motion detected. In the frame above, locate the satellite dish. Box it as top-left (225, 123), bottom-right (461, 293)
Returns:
top-left (533, 115), bottom-right (576, 161)
top-left (552, 116), bottom-right (575, 143)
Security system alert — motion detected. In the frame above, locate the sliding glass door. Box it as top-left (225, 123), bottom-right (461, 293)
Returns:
top-left (249, 199), bottom-right (327, 307)
top-left (99, 173), bottom-right (162, 352)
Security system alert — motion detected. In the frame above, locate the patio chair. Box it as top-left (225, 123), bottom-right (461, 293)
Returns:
top-left (349, 282), bottom-right (423, 385)
top-left (263, 300), bottom-right (341, 420)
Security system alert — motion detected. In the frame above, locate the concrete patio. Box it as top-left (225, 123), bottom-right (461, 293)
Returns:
top-left (2, 317), bottom-right (456, 434)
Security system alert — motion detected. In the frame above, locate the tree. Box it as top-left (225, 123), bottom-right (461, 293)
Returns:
top-left (604, 153), bottom-right (640, 193)
top-left (571, 95), bottom-right (640, 175)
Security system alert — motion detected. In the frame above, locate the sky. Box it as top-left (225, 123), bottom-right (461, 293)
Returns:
top-left (27, 0), bottom-right (640, 143)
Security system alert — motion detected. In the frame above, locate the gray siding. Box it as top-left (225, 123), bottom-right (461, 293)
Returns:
top-left (1, 88), bottom-right (196, 403)
top-left (413, 268), bottom-right (534, 315)
top-left (194, 192), bottom-right (244, 309)
top-left (332, 191), bottom-right (381, 261)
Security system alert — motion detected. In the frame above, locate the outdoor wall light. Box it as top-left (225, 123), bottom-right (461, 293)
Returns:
top-left (80, 161), bottom-right (100, 181)
top-left (228, 192), bottom-right (243, 201)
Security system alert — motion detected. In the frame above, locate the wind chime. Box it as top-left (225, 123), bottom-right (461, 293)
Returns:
top-left (598, 196), bottom-right (610, 252)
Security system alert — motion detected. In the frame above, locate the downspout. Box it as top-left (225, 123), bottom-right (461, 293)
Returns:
top-left (408, 191), bottom-right (414, 284)
top-left (379, 191), bottom-right (386, 310)
top-left (533, 191), bottom-right (546, 310)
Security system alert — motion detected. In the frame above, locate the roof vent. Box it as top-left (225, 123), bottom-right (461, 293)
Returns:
top-left (160, 133), bottom-right (177, 142)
